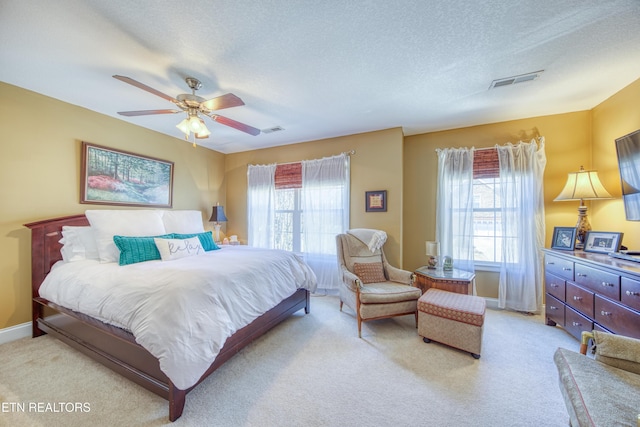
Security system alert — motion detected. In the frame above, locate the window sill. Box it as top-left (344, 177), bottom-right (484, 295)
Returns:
top-left (473, 261), bottom-right (500, 273)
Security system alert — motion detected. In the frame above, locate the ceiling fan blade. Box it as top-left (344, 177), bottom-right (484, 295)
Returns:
top-left (113, 75), bottom-right (180, 104)
top-left (117, 109), bottom-right (182, 117)
top-left (209, 114), bottom-right (261, 136)
top-left (200, 93), bottom-right (245, 111)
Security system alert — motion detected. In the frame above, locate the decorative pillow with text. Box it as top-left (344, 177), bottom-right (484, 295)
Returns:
top-left (154, 236), bottom-right (204, 261)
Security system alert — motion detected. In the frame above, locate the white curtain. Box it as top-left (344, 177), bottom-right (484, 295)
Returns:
top-left (497, 139), bottom-right (547, 312)
top-left (247, 163), bottom-right (276, 248)
top-left (302, 154), bottom-right (350, 291)
top-left (435, 147), bottom-right (475, 273)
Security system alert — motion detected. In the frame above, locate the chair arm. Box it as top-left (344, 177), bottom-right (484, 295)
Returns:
top-left (592, 331), bottom-right (640, 375)
top-left (340, 266), bottom-right (362, 292)
top-left (385, 264), bottom-right (414, 285)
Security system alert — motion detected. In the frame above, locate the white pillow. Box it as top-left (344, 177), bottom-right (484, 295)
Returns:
top-left (85, 210), bottom-right (166, 263)
top-left (161, 210), bottom-right (205, 233)
top-left (154, 236), bottom-right (204, 261)
top-left (59, 226), bottom-right (99, 262)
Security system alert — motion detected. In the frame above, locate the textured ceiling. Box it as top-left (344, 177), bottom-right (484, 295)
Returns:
top-left (2, 0), bottom-right (640, 154)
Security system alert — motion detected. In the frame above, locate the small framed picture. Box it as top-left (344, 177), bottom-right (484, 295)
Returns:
top-left (551, 227), bottom-right (577, 251)
top-left (365, 190), bottom-right (387, 212)
top-left (583, 231), bottom-right (624, 253)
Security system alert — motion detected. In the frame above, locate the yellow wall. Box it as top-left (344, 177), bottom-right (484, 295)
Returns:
top-left (0, 82), bottom-right (226, 329)
top-left (591, 78), bottom-right (640, 249)
top-left (224, 128), bottom-right (405, 266)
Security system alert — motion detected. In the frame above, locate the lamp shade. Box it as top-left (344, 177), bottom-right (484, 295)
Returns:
top-left (426, 241), bottom-right (440, 256)
top-left (554, 166), bottom-right (612, 201)
top-left (209, 205), bottom-right (228, 222)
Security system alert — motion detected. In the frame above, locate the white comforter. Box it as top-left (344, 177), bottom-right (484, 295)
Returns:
top-left (39, 246), bottom-right (317, 390)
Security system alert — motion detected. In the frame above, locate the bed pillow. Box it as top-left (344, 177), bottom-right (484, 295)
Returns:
top-left (85, 210), bottom-right (166, 263)
top-left (173, 231), bottom-right (219, 251)
top-left (154, 236), bottom-right (204, 261)
top-left (59, 226), bottom-right (99, 262)
top-left (353, 262), bottom-right (386, 284)
top-left (161, 210), bottom-right (205, 234)
top-left (113, 234), bottom-right (174, 266)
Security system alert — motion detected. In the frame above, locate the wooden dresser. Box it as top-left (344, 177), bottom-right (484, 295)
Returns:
top-left (543, 248), bottom-right (640, 341)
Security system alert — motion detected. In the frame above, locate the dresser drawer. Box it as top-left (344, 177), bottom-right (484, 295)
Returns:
top-left (566, 282), bottom-right (594, 318)
top-left (574, 264), bottom-right (620, 301)
top-left (621, 276), bottom-right (640, 312)
top-left (565, 306), bottom-right (593, 341)
top-left (595, 295), bottom-right (640, 339)
top-left (545, 293), bottom-right (565, 327)
top-left (545, 255), bottom-right (574, 281)
top-left (545, 273), bottom-right (566, 302)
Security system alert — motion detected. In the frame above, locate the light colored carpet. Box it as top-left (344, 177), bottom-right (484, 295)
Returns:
top-left (0, 294), bottom-right (579, 427)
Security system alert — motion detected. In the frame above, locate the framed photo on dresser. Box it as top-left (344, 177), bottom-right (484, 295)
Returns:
top-left (583, 231), bottom-right (623, 253)
top-left (551, 227), bottom-right (576, 251)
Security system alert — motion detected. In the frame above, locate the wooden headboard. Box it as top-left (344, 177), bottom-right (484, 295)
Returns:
top-left (24, 215), bottom-right (89, 298)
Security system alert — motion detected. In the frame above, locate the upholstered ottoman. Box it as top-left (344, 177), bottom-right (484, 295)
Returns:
top-left (418, 288), bottom-right (486, 359)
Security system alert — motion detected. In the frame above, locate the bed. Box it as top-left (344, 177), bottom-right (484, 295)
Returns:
top-left (24, 212), bottom-right (315, 421)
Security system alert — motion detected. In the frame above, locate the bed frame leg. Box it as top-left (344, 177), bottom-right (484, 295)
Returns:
top-left (32, 301), bottom-right (45, 337)
top-left (305, 289), bottom-right (311, 314)
top-left (168, 382), bottom-right (186, 422)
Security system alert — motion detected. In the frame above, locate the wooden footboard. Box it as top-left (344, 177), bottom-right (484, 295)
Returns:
top-left (25, 215), bottom-right (310, 422)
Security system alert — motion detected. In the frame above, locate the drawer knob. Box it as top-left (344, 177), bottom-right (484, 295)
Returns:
top-left (626, 290), bottom-right (640, 296)
top-left (549, 306), bottom-right (557, 310)
top-left (572, 321), bottom-right (582, 327)
top-left (546, 261), bottom-right (555, 265)
top-left (562, 267), bottom-right (571, 271)
top-left (550, 284), bottom-right (558, 288)
top-left (600, 310), bottom-right (612, 316)
top-left (577, 273), bottom-right (586, 277)
top-left (573, 296), bottom-right (582, 301)
top-left (601, 282), bottom-right (613, 287)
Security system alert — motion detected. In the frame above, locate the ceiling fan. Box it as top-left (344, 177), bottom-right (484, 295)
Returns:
top-left (113, 75), bottom-right (261, 140)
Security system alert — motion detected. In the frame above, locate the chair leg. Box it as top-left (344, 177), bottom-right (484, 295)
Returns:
top-left (358, 316), bottom-right (362, 338)
top-left (340, 300), bottom-right (343, 311)
top-left (415, 311), bottom-right (418, 328)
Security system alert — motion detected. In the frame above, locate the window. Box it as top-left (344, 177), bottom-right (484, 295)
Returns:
top-left (472, 177), bottom-right (502, 263)
top-left (274, 187), bottom-right (301, 252)
top-left (248, 154), bottom-right (350, 291)
top-left (471, 148), bottom-right (501, 266)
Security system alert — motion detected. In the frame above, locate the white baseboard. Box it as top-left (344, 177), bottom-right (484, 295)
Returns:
top-left (0, 321), bottom-right (31, 345)
top-left (484, 297), bottom-right (499, 310)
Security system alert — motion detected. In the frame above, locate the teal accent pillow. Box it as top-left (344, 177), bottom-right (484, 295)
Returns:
top-left (172, 231), bottom-right (219, 251)
top-left (113, 234), bottom-right (174, 266)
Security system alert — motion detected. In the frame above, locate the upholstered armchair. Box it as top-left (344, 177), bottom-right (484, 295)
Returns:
top-left (336, 232), bottom-right (422, 337)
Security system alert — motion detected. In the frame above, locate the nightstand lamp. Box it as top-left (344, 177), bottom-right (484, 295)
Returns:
top-left (554, 166), bottom-right (612, 249)
top-left (426, 241), bottom-right (440, 269)
top-left (209, 204), bottom-right (228, 244)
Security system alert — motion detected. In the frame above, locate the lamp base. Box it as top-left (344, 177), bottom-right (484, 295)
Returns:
top-left (214, 223), bottom-right (222, 244)
top-left (575, 204), bottom-right (590, 250)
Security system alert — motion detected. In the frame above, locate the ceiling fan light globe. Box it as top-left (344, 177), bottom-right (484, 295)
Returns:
top-left (187, 116), bottom-right (207, 133)
top-left (196, 127), bottom-right (211, 139)
top-left (176, 118), bottom-right (190, 136)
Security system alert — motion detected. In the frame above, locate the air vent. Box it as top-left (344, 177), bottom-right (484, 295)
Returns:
top-left (262, 126), bottom-right (284, 134)
top-left (489, 70), bottom-right (544, 89)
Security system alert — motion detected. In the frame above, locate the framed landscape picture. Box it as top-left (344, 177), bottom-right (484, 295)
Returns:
top-left (80, 142), bottom-right (174, 207)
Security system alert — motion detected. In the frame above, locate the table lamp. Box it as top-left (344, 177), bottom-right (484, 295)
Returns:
top-left (554, 166), bottom-right (612, 249)
top-left (209, 204), bottom-right (228, 244)
top-left (426, 241), bottom-right (440, 269)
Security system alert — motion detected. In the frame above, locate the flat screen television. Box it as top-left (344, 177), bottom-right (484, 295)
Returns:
top-left (615, 129), bottom-right (640, 221)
